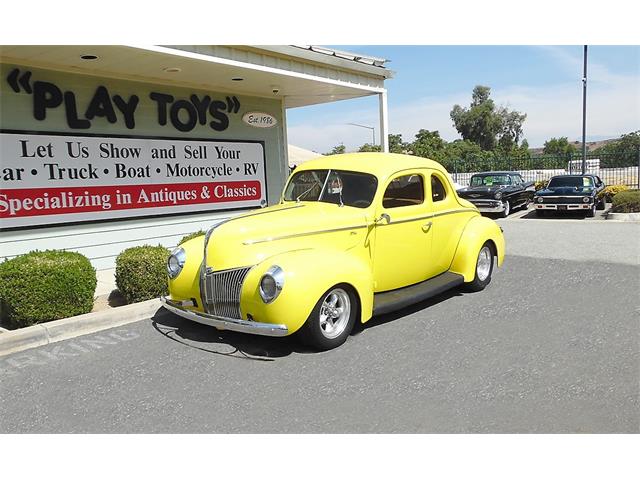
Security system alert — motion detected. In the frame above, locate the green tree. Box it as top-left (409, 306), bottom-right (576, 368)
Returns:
top-left (325, 143), bottom-right (346, 155)
top-left (543, 137), bottom-right (577, 155)
top-left (592, 131), bottom-right (640, 167)
top-left (357, 134), bottom-right (406, 153)
top-left (358, 143), bottom-right (381, 152)
top-left (410, 129), bottom-right (446, 160)
top-left (450, 85), bottom-right (526, 151)
top-left (388, 133), bottom-right (406, 153)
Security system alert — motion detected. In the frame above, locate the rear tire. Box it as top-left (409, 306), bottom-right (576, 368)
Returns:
top-left (463, 242), bottom-right (495, 292)
top-left (298, 285), bottom-right (358, 351)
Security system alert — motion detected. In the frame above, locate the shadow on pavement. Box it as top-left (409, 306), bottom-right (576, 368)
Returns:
top-left (355, 288), bottom-right (464, 334)
top-left (150, 309), bottom-right (310, 361)
top-left (151, 286), bottom-right (468, 359)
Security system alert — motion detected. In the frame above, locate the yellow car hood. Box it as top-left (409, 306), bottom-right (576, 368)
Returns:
top-left (205, 202), bottom-right (370, 271)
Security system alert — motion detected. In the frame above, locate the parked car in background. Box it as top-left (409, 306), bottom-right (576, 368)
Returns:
top-left (456, 172), bottom-right (535, 217)
top-left (534, 174), bottom-right (606, 217)
top-left (162, 153), bottom-right (505, 351)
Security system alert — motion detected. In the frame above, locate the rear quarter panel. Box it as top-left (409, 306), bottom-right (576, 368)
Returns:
top-left (449, 215), bottom-right (505, 282)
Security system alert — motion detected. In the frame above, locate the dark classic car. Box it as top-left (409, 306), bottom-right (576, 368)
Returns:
top-left (456, 172), bottom-right (535, 217)
top-left (534, 174), bottom-right (606, 217)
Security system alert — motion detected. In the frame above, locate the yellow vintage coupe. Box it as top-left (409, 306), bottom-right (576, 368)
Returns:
top-left (161, 153), bottom-right (505, 350)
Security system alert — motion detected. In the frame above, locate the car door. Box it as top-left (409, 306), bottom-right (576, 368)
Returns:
top-left (428, 170), bottom-right (472, 272)
top-left (509, 174), bottom-right (525, 205)
top-left (372, 171), bottom-right (434, 292)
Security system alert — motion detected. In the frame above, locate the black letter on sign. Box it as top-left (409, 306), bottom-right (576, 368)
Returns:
top-left (190, 94), bottom-right (211, 125)
top-left (209, 100), bottom-right (229, 131)
top-left (33, 81), bottom-right (63, 121)
top-left (170, 100), bottom-right (197, 132)
top-left (85, 86), bottom-right (117, 123)
top-left (149, 92), bottom-right (174, 125)
top-left (64, 91), bottom-right (91, 129)
top-left (113, 95), bottom-right (139, 129)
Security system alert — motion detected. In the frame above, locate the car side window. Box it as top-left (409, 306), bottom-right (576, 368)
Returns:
top-left (382, 174), bottom-right (424, 208)
top-left (431, 175), bottom-right (447, 202)
top-left (514, 175), bottom-right (523, 185)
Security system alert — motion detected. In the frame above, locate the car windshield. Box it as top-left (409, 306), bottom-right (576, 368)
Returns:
top-left (470, 174), bottom-right (511, 187)
top-left (548, 176), bottom-right (593, 189)
top-left (283, 169), bottom-right (378, 208)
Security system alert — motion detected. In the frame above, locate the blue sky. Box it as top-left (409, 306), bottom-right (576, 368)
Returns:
top-left (286, 45), bottom-right (640, 153)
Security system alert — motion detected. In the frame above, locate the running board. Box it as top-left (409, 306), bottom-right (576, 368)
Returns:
top-left (373, 272), bottom-right (465, 316)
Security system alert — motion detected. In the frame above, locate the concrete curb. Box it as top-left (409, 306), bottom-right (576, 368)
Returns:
top-left (0, 298), bottom-right (164, 357)
top-left (605, 211), bottom-right (640, 222)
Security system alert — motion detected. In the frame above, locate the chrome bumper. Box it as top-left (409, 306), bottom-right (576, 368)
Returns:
top-left (160, 296), bottom-right (289, 337)
top-left (466, 200), bottom-right (506, 213)
top-left (535, 203), bottom-right (591, 210)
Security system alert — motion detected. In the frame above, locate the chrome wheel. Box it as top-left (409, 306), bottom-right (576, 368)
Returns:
top-left (476, 246), bottom-right (492, 281)
top-left (318, 288), bottom-right (351, 339)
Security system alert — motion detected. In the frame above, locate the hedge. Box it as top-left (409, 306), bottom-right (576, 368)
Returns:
top-left (611, 189), bottom-right (640, 213)
top-left (597, 184), bottom-right (629, 202)
top-left (0, 250), bottom-right (96, 328)
top-left (115, 245), bottom-right (170, 303)
top-left (179, 230), bottom-right (205, 245)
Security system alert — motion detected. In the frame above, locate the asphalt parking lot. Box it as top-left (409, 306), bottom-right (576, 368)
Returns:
top-left (1, 216), bottom-right (638, 433)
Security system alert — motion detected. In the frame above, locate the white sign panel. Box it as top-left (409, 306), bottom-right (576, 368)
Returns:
top-left (0, 131), bottom-right (267, 229)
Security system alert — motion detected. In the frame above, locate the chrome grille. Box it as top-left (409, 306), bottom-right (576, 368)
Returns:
top-left (204, 266), bottom-right (252, 319)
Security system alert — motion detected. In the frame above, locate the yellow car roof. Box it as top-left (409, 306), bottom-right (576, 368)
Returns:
top-left (295, 152), bottom-right (448, 179)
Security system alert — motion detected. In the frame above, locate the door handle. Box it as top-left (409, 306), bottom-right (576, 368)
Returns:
top-left (422, 221), bottom-right (433, 233)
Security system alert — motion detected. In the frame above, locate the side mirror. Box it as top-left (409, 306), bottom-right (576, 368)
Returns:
top-left (375, 213), bottom-right (391, 225)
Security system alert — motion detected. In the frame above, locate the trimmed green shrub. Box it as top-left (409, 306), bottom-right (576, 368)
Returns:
top-left (179, 230), bottom-right (205, 245)
top-left (0, 250), bottom-right (96, 328)
top-left (611, 189), bottom-right (640, 213)
top-left (597, 184), bottom-right (629, 202)
top-left (115, 245), bottom-right (170, 303)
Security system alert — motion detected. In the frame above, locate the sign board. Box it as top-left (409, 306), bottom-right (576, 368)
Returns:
top-left (0, 131), bottom-right (267, 229)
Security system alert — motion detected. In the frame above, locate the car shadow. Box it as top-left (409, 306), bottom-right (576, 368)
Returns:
top-left (354, 288), bottom-right (464, 334)
top-left (150, 309), bottom-right (312, 361)
top-left (520, 209), bottom-right (589, 220)
top-left (151, 287), bottom-right (467, 360)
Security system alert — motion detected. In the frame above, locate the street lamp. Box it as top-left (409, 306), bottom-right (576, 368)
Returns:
top-left (347, 123), bottom-right (376, 145)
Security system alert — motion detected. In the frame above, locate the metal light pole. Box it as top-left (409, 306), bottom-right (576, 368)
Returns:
top-left (581, 45), bottom-right (588, 174)
top-left (347, 123), bottom-right (376, 145)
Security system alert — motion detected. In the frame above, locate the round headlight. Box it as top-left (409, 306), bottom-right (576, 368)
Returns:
top-left (167, 247), bottom-right (186, 279)
top-left (494, 192), bottom-right (503, 200)
top-left (537, 197), bottom-right (544, 203)
top-left (259, 265), bottom-right (284, 303)
top-left (582, 196), bottom-right (590, 203)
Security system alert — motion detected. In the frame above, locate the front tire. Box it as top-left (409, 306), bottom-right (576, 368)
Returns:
top-left (463, 242), bottom-right (495, 292)
top-left (586, 202), bottom-right (596, 217)
top-left (298, 285), bottom-right (357, 351)
top-left (499, 200), bottom-right (511, 218)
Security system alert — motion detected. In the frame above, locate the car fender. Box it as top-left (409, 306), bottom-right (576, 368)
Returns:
top-left (448, 216), bottom-right (505, 282)
top-left (167, 235), bottom-right (205, 310)
top-left (240, 248), bottom-right (374, 334)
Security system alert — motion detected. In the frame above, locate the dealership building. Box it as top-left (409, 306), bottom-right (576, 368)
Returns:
top-left (0, 45), bottom-right (392, 275)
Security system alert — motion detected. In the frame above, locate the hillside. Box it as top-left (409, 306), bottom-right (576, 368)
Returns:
top-left (529, 138), bottom-right (619, 155)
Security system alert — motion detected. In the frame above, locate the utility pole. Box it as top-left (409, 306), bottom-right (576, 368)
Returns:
top-left (581, 45), bottom-right (588, 174)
